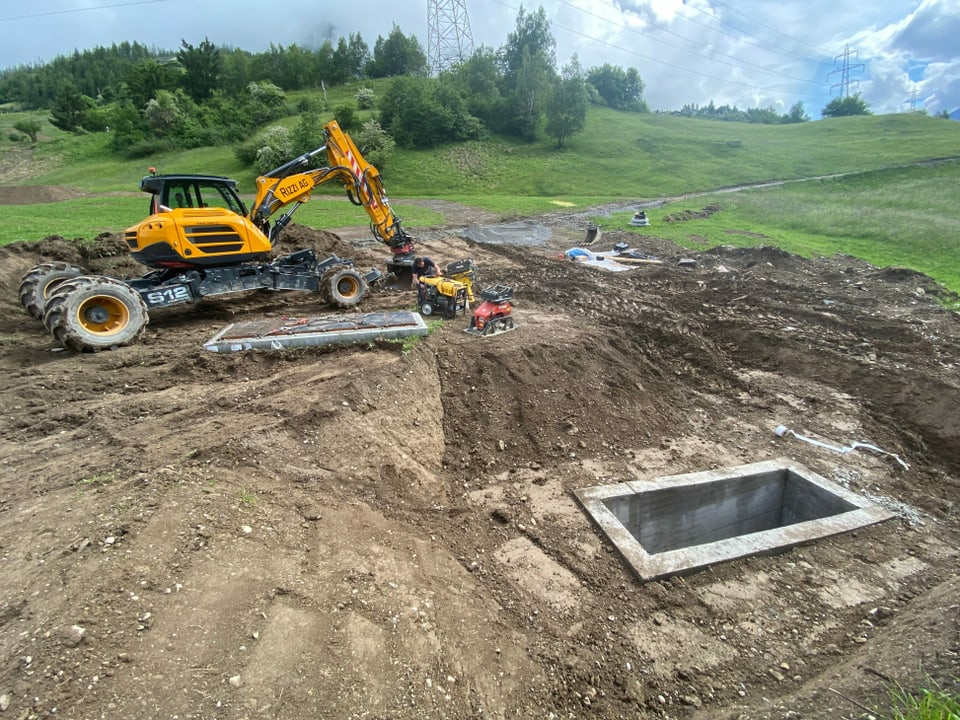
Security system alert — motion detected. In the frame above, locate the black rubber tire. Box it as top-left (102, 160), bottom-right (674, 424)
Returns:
top-left (443, 303), bottom-right (458, 320)
top-left (18, 262), bottom-right (87, 320)
top-left (322, 266), bottom-right (367, 308)
top-left (420, 302), bottom-right (434, 316)
top-left (43, 276), bottom-right (149, 352)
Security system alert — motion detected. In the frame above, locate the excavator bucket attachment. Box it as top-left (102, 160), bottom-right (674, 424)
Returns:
top-left (584, 224), bottom-right (601, 245)
top-left (386, 257), bottom-right (415, 290)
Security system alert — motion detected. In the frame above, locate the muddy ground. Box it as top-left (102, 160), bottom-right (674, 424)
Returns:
top-left (0, 195), bottom-right (958, 720)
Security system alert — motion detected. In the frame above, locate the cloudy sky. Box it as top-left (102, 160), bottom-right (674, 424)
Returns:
top-left (2, 0), bottom-right (958, 117)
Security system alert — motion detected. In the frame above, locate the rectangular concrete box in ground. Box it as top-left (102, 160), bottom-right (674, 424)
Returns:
top-left (574, 459), bottom-right (894, 582)
top-left (203, 311), bottom-right (428, 353)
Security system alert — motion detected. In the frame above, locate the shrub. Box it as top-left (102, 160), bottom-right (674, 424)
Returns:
top-left (13, 118), bottom-right (42, 142)
top-left (81, 106), bottom-right (110, 133)
top-left (143, 90), bottom-right (182, 136)
top-left (234, 141), bottom-right (260, 166)
top-left (334, 103), bottom-right (357, 130)
top-left (297, 96), bottom-right (325, 113)
top-left (356, 87), bottom-right (376, 109)
top-left (253, 125), bottom-right (294, 173)
top-left (291, 111), bottom-right (326, 153)
top-left (379, 75), bottom-right (483, 149)
top-left (353, 119), bottom-right (395, 168)
top-left (122, 138), bottom-right (175, 159)
top-left (247, 80), bottom-right (286, 109)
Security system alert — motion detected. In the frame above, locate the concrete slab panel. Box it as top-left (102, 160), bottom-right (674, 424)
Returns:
top-left (204, 311), bottom-right (428, 353)
top-left (574, 459), bottom-right (894, 582)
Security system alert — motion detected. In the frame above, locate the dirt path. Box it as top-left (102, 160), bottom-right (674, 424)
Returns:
top-left (0, 211), bottom-right (958, 719)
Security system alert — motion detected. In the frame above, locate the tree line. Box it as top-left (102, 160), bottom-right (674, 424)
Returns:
top-left (1, 7), bottom-right (639, 160)
top-left (666, 100), bottom-right (810, 124)
top-left (1, 5), bottom-right (844, 168)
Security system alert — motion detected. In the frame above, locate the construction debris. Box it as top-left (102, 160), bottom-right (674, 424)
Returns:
top-left (564, 243), bottom-right (663, 271)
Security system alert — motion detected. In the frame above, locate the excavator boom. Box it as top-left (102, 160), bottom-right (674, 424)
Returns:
top-left (249, 121), bottom-right (416, 284)
top-left (322, 121), bottom-right (415, 256)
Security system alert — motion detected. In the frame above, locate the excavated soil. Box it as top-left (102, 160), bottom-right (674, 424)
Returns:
top-left (0, 207), bottom-right (959, 720)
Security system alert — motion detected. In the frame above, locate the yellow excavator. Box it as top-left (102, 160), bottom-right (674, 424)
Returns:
top-left (19, 121), bottom-right (418, 352)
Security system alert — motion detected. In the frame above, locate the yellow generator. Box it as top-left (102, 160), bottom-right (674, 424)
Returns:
top-left (418, 276), bottom-right (469, 318)
top-left (444, 259), bottom-right (478, 303)
top-left (417, 260), bottom-right (479, 319)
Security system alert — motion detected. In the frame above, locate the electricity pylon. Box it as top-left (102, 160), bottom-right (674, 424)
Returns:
top-left (827, 44), bottom-right (864, 97)
top-left (427, 0), bottom-right (474, 74)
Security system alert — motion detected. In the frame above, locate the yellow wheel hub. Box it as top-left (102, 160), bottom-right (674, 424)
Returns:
top-left (337, 276), bottom-right (360, 298)
top-left (77, 295), bottom-right (131, 335)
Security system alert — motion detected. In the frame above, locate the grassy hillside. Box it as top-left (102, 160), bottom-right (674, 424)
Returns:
top-left (594, 160), bottom-right (960, 295)
top-left (3, 100), bottom-right (959, 198)
top-left (387, 110), bottom-right (960, 199)
top-left (1, 102), bottom-right (959, 295)
top-left (0, 195), bottom-right (446, 245)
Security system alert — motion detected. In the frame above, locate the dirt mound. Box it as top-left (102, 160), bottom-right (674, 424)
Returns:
top-left (6, 232), bottom-right (129, 263)
top-left (662, 203), bottom-right (722, 222)
top-left (270, 223), bottom-right (361, 260)
top-left (0, 217), bottom-right (958, 720)
top-left (0, 185), bottom-right (89, 204)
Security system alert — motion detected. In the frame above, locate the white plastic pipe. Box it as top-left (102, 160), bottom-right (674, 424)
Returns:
top-left (774, 425), bottom-right (909, 470)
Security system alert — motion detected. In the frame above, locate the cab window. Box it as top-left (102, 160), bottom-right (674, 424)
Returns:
top-left (196, 181), bottom-right (245, 214)
top-left (161, 183), bottom-right (194, 209)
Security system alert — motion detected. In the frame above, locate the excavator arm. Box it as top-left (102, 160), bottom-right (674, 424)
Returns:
top-left (249, 121), bottom-right (416, 269)
top-left (321, 121), bottom-right (415, 258)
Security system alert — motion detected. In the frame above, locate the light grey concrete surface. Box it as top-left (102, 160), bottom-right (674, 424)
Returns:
top-left (203, 311), bottom-right (428, 352)
top-left (574, 459), bottom-right (894, 582)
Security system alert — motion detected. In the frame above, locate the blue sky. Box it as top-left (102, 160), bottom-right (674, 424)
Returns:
top-left (2, 0), bottom-right (958, 117)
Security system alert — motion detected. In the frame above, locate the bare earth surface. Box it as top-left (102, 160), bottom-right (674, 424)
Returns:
top-left (0, 192), bottom-right (958, 720)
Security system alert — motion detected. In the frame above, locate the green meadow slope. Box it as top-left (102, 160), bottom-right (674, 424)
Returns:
top-left (1, 104), bottom-right (959, 292)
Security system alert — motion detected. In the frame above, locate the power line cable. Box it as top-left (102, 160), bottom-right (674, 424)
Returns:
top-left (489, 0), bottom-right (818, 99)
top-left (677, 0), bottom-right (835, 66)
top-left (553, 0), bottom-right (820, 85)
top-left (1, 0), bottom-right (172, 22)
top-left (707, 0), bottom-right (838, 61)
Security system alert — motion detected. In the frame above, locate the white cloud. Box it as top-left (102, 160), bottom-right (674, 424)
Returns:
top-left (918, 60), bottom-right (960, 113)
top-left (891, 0), bottom-right (960, 61)
top-left (843, 0), bottom-right (960, 114)
top-left (862, 54), bottom-right (919, 113)
top-left (1, 0), bottom-right (957, 116)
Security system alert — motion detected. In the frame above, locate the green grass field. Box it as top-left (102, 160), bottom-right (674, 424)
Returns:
top-left (0, 195), bottom-right (446, 244)
top-left (2, 98), bottom-right (959, 295)
top-left (594, 160), bottom-right (960, 293)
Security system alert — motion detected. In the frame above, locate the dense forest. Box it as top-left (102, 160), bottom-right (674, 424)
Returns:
top-left (0, 7), bottom-right (811, 169)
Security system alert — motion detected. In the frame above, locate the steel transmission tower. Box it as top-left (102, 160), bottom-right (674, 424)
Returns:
top-left (827, 44), bottom-right (864, 97)
top-left (427, 0), bottom-right (474, 75)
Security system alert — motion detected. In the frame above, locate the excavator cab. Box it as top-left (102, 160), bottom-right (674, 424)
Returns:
top-left (127, 174), bottom-right (269, 269)
top-left (140, 174), bottom-right (249, 216)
